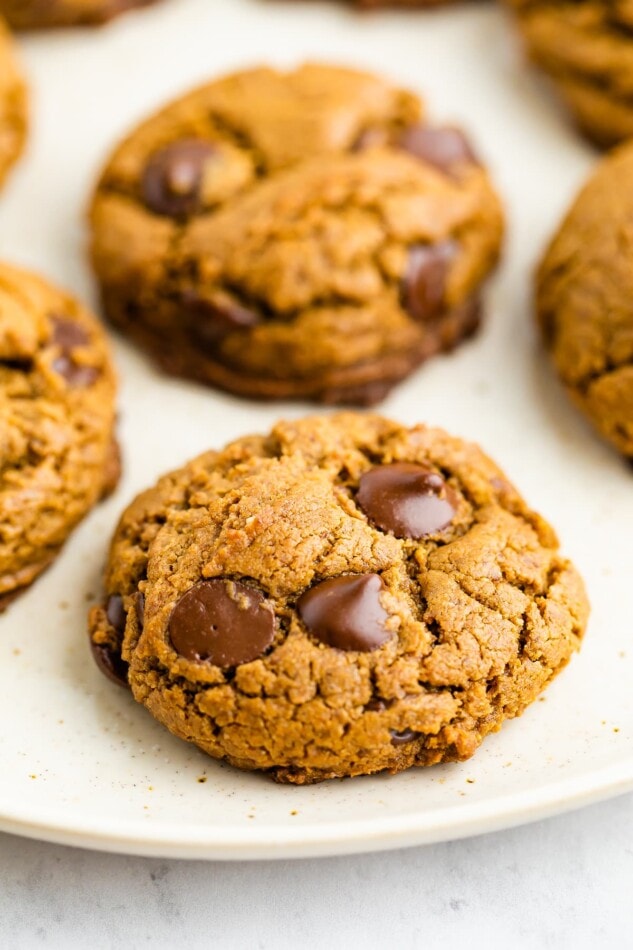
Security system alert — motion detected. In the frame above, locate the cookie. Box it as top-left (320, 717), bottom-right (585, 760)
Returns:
top-left (90, 63), bottom-right (504, 406)
top-left (505, 0), bottom-right (633, 147)
top-left (0, 18), bottom-right (27, 190)
top-left (0, 262), bottom-right (119, 609)
top-left (538, 141), bottom-right (633, 459)
top-left (0, 0), bottom-right (159, 29)
top-left (88, 413), bottom-right (588, 784)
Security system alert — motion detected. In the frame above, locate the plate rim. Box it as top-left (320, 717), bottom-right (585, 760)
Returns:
top-left (1, 758), bottom-right (631, 860)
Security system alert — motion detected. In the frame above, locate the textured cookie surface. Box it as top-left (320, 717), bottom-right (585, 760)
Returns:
top-left (0, 0), bottom-right (159, 29)
top-left (0, 18), bottom-right (27, 190)
top-left (89, 413), bottom-right (587, 784)
top-left (90, 63), bottom-right (504, 405)
top-left (538, 141), bottom-right (633, 458)
top-left (505, 0), bottom-right (633, 146)
top-left (0, 262), bottom-right (119, 607)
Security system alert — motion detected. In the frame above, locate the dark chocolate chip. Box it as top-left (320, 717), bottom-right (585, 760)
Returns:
top-left (142, 139), bottom-right (218, 217)
top-left (182, 291), bottom-right (260, 346)
top-left (169, 579), bottom-right (275, 668)
top-left (297, 573), bottom-right (391, 653)
top-left (90, 640), bottom-right (129, 688)
top-left (49, 314), bottom-right (99, 388)
top-left (357, 463), bottom-right (457, 539)
top-left (398, 124), bottom-right (478, 175)
top-left (106, 593), bottom-right (126, 634)
top-left (402, 241), bottom-right (456, 323)
top-left (390, 728), bottom-right (421, 746)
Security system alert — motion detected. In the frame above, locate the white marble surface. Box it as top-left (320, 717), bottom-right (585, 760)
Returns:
top-left (2, 794), bottom-right (632, 949)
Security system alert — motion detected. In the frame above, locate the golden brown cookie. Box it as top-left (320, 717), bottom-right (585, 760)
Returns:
top-left (0, 0), bottom-right (160, 29)
top-left (505, 0), bottom-right (633, 147)
top-left (90, 63), bottom-right (504, 406)
top-left (538, 141), bottom-right (633, 459)
top-left (0, 262), bottom-right (119, 609)
top-left (88, 413), bottom-right (588, 784)
top-left (0, 18), bottom-right (27, 190)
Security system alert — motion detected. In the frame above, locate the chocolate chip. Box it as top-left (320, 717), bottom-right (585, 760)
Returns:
top-left (398, 124), bottom-right (478, 175)
top-left (297, 574), bottom-right (392, 653)
top-left (52, 356), bottom-right (99, 388)
top-left (90, 640), bottom-right (129, 688)
top-left (357, 463), bottom-right (457, 539)
top-left (106, 593), bottom-right (126, 634)
top-left (169, 579), bottom-right (275, 668)
top-left (390, 728), bottom-right (421, 745)
top-left (142, 139), bottom-right (218, 217)
top-left (182, 290), bottom-right (260, 346)
top-left (402, 241), bottom-right (456, 323)
top-left (50, 315), bottom-right (90, 350)
top-left (49, 314), bottom-right (99, 388)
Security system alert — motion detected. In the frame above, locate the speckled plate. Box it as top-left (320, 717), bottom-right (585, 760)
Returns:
top-left (0, 0), bottom-right (631, 860)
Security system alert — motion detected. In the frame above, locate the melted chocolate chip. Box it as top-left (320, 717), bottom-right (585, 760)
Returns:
top-left (50, 315), bottom-right (90, 350)
top-left (297, 574), bottom-right (391, 653)
top-left (398, 124), bottom-right (478, 175)
top-left (52, 356), bottom-right (99, 387)
top-left (183, 291), bottom-right (260, 346)
top-left (106, 593), bottom-right (126, 634)
top-left (357, 463), bottom-right (457, 539)
top-left (402, 241), bottom-right (456, 323)
top-left (90, 640), bottom-right (129, 688)
top-left (49, 314), bottom-right (99, 388)
top-left (142, 139), bottom-right (218, 217)
top-left (390, 728), bottom-right (421, 745)
top-left (169, 579), bottom-right (275, 668)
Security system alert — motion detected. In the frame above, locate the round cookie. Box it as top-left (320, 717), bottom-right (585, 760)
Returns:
top-left (0, 0), bottom-right (160, 29)
top-left (0, 18), bottom-right (27, 191)
top-left (88, 413), bottom-right (588, 784)
top-left (0, 262), bottom-right (119, 609)
top-left (90, 63), bottom-right (504, 406)
top-left (538, 141), bottom-right (633, 459)
top-left (505, 0), bottom-right (633, 147)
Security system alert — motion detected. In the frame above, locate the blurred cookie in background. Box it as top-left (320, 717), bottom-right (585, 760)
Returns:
top-left (0, 0), bottom-right (161, 29)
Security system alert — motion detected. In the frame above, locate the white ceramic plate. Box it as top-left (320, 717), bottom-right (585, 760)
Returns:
top-left (0, 0), bottom-right (631, 861)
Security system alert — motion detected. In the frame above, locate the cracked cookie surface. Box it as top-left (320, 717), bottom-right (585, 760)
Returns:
top-left (89, 413), bottom-right (587, 784)
top-left (538, 141), bottom-right (633, 458)
top-left (0, 18), bottom-right (27, 190)
top-left (505, 0), bottom-right (633, 146)
top-left (90, 63), bottom-right (504, 405)
top-left (0, 0), bottom-right (160, 29)
top-left (0, 261), bottom-right (119, 608)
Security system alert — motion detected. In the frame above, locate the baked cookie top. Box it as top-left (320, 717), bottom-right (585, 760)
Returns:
top-left (538, 141), bottom-right (633, 458)
top-left (90, 63), bottom-right (504, 404)
top-left (0, 0), bottom-right (159, 29)
top-left (89, 413), bottom-right (588, 784)
top-left (0, 262), bottom-right (119, 605)
top-left (505, 0), bottom-right (633, 145)
top-left (0, 18), bottom-right (27, 190)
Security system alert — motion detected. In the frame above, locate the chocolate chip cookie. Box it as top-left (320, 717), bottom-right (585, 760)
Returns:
top-left (505, 0), bottom-right (633, 146)
top-left (88, 413), bottom-right (588, 784)
top-left (0, 18), bottom-right (27, 190)
top-left (90, 63), bottom-right (504, 405)
top-left (538, 141), bottom-right (633, 458)
top-left (0, 262), bottom-right (119, 609)
top-left (0, 0), bottom-right (159, 29)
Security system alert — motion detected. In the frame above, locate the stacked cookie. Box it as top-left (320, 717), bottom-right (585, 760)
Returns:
top-left (8, 0), bottom-right (627, 787)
